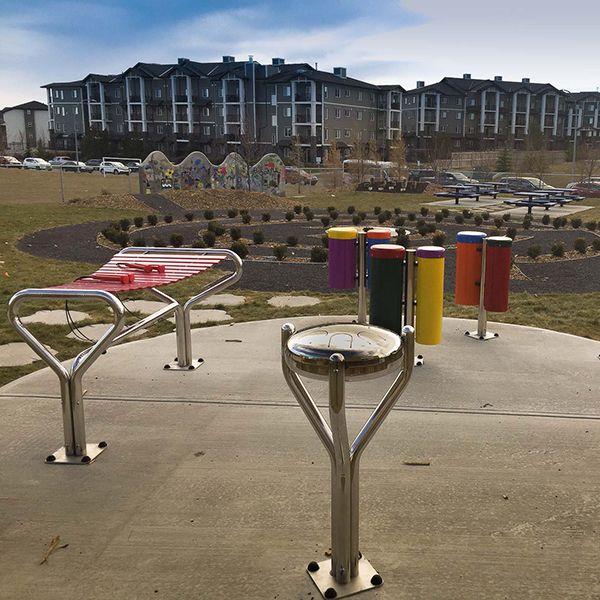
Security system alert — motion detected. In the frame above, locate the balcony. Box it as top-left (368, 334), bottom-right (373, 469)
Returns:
top-left (175, 94), bottom-right (188, 103)
top-left (226, 94), bottom-right (240, 103)
top-left (129, 95), bottom-right (141, 103)
top-left (295, 114), bottom-right (311, 123)
top-left (391, 101), bottom-right (401, 110)
top-left (294, 93), bottom-right (310, 102)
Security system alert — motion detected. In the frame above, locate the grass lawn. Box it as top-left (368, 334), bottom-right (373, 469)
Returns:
top-left (0, 179), bottom-right (598, 388)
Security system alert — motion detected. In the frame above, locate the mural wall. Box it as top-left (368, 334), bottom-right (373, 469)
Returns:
top-left (139, 151), bottom-right (285, 194)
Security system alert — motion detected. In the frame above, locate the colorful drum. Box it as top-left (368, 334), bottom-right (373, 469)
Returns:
top-left (415, 246), bottom-right (445, 345)
top-left (455, 231), bottom-right (486, 306)
top-left (483, 236), bottom-right (512, 313)
top-left (366, 228), bottom-right (393, 286)
top-left (328, 227), bottom-right (357, 289)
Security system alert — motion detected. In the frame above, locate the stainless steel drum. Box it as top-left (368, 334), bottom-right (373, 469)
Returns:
top-left (283, 323), bottom-right (403, 381)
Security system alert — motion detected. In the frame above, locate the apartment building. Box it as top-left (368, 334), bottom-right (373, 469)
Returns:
top-left (43, 57), bottom-right (404, 163)
top-left (0, 101), bottom-right (49, 154)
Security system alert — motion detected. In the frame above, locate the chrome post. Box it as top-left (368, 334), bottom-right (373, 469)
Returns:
top-left (466, 239), bottom-right (498, 340)
top-left (356, 231), bottom-right (367, 324)
top-left (404, 249), bottom-right (416, 329)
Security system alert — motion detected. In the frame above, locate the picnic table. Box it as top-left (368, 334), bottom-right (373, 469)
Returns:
top-left (514, 190), bottom-right (583, 206)
top-left (462, 183), bottom-right (499, 198)
top-left (436, 185), bottom-right (480, 204)
top-left (503, 197), bottom-right (557, 214)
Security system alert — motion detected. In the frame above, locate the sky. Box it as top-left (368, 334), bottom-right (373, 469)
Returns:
top-left (1, 0), bottom-right (599, 108)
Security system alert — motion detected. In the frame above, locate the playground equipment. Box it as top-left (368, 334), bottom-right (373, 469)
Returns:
top-left (8, 248), bottom-right (242, 464)
top-left (455, 231), bottom-right (513, 340)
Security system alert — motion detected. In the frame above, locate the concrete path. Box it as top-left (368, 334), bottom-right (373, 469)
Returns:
top-left (0, 317), bottom-right (599, 600)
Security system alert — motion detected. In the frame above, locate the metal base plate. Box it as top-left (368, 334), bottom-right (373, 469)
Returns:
top-left (307, 556), bottom-right (382, 599)
top-left (164, 358), bottom-right (204, 371)
top-left (415, 354), bottom-right (424, 367)
top-left (465, 331), bottom-right (499, 341)
top-left (46, 442), bottom-right (108, 465)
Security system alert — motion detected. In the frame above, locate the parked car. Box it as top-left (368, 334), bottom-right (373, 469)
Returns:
top-left (496, 177), bottom-right (555, 192)
top-left (436, 171), bottom-right (479, 185)
top-left (408, 168), bottom-right (436, 182)
top-left (284, 166), bottom-right (318, 185)
top-left (99, 161), bottom-right (130, 175)
top-left (48, 156), bottom-right (71, 166)
top-left (85, 158), bottom-right (103, 170)
top-left (565, 181), bottom-right (600, 197)
top-left (55, 160), bottom-right (93, 173)
top-left (22, 157), bottom-right (52, 170)
top-left (124, 160), bottom-right (141, 172)
top-left (0, 156), bottom-right (22, 168)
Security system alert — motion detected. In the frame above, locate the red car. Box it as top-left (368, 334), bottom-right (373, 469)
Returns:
top-left (567, 181), bottom-right (600, 197)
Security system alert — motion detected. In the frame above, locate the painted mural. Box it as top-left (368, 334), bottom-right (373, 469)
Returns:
top-left (139, 151), bottom-right (285, 194)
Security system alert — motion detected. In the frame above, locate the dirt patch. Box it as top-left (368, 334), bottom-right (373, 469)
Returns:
top-left (516, 248), bottom-right (600, 264)
top-left (165, 189), bottom-right (296, 211)
top-left (68, 193), bottom-right (148, 211)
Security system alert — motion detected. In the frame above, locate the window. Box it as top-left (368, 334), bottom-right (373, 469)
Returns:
top-left (74, 106), bottom-right (79, 115)
top-left (370, 131), bottom-right (375, 140)
top-left (455, 126), bottom-right (461, 133)
top-left (155, 88), bottom-right (162, 98)
top-left (457, 112), bottom-right (462, 120)
top-left (344, 129), bottom-right (350, 137)
top-left (284, 126), bottom-right (292, 137)
top-left (117, 123), bottom-right (124, 133)
top-left (324, 129), bottom-right (329, 141)
top-left (441, 111), bottom-right (447, 118)
top-left (357, 111), bottom-right (363, 121)
top-left (323, 86), bottom-right (328, 98)
top-left (285, 107), bottom-right (292, 117)
top-left (61, 106), bottom-right (66, 116)
top-left (60, 90), bottom-right (64, 100)
top-left (217, 88), bottom-right (223, 97)
top-left (202, 107), bottom-right (210, 116)
top-left (203, 125), bottom-right (211, 135)
top-left (26, 109), bottom-right (31, 115)
top-left (442, 97), bottom-right (447, 104)
top-left (469, 98), bottom-right (476, 106)
top-left (156, 124), bottom-right (164, 134)
top-left (284, 86), bottom-right (291, 97)
top-left (325, 108), bottom-right (329, 120)
top-left (370, 112), bottom-right (375, 121)
top-left (54, 90), bottom-right (59, 98)
top-left (370, 93), bottom-right (375, 102)
top-left (335, 129), bottom-right (341, 139)
top-left (357, 91), bottom-right (363, 100)
top-left (469, 113), bottom-right (475, 120)
top-left (217, 107), bottom-right (223, 117)
top-left (271, 115), bottom-right (277, 127)
top-left (344, 109), bottom-right (351, 118)
top-left (344, 89), bottom-right (350, 97)
top-left (335, 88), bottom-right (341, 98)
top-left (202, 88), bottom-right (209, 98)
top-left (456, 98), bottom-right (462, 106)
top-left (115, 89), bottom-right (121, 99)
top-left (335, 108), bottom-right (341, 119)
top-left (72, 90), bottom-right (77, 98)
top-left (116, 106), bottom-right (122, 116)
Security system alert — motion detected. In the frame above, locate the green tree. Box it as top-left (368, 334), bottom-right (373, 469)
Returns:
top-left (80, 128), bottom-right (112, 160)
top-left (495, 147), bottom-right (512, 172)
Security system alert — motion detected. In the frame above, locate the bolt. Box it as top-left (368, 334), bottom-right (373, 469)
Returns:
top-left (46, 455), bottom-right (56, 462)
top-left (81, 455), bottom-right (91, 464)
top-left (98, 441), bottom-right (108, 448)
top-left (324, 588), bottom-right (337, 599)
top-left (307, 561), bottom-right (319, 572)
top-left (494, 333), bottom-right (499, 337)
top-left (371, 574), bottom-right (383, 586)
top-left (164, 364), bottom-right (171, 369)
top-left (188, 365), bottom-right (194, 370)
top-left (464, 331), bottom-right (469, 336)
top-left (174, 357), bottom-right (178, 361)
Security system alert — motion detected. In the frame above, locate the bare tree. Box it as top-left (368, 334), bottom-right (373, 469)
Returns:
top-left (522, 123), bottom-right (550, 180)
top-left (323, 138), bottom-right (343, 190)
top-left (425, 132), bottom-right (452, 174)
top-left (576, 144), bottom-right (600, 181)
top-left (388, 133), bottom-right (408, 183)
top-left (345, 134), bottom-right (377, 185)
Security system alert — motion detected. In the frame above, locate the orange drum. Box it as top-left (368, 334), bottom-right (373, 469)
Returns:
top-left (455, 231), bottom-right (486, 306)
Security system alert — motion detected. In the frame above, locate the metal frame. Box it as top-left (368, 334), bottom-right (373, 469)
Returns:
top-left (7, 247), bottom-right (243, 464)
top-left (281, 323), bottom-right (415, 598)
top-left (465, 239), bottom-right (499, 341)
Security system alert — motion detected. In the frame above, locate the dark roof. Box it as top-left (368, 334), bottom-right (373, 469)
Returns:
top-left (41, 79), bottom-right (83, 89)
top-left (2, 100), bottom-right (48, 112)
top-left (407, 76), bottom-right (564, 96)
top-left (378, 84), bottom-right (406, 92)
top-left (570, 91), bottom-right (600, 101)
top-left (83, 73), bottom-right (119, 83)
top-left (265, 64), bottom-right (382, 90)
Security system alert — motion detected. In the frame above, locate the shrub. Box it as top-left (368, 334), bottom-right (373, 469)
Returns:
top-left (230, 227), bottom-right (242, 241)
top-left (184, 212), bottom-right (194, 222)
top-left (322, 234), bottom-right (329, 248)
top-left (294, 205), bottom-right (302, 214)
top-left (585, 220), bottom-right (597, 231)
top-left (394, 216), bottom-right (406, 227)
top-left (377, 213), bottom-right (388, 224)
top-left (305, 210), bottom-right (314, 221)
top-left (208, 221), bottom-right (225, 236)
top-left (347, 205), bottom-right (356, 214)
top-left (407, 212), bottom-right (416, 221)
top-left (592, 239), bottom-right (600, 251)
top-left (494, 217), bottom-right (504, 228)
top-left (474, 215), bottom-right (483, 226)
top-left (505, 227), bottom-right (517, 240)
top-left (164, 214), bottom-right (173, 224)
top-left (394, 207), bottom-right (402, 215)
top-left (285, 211), bottom-right (294, 221)
top-left (170, 233), bottom-right (184, 247)
top-left (261, 212), bottom-right (271, 223)
top-left (427, 222), bottom-right (437, 233)
top-left (358, 211), bottom-right (367, 221)
top-left (302, 206), bottom-right (310, 214)
top-left (146, 214), bottom-right (157, 226)
top-left (230, 241), bottom-right (249, 258)
top-left (417, 225), bottom-right (428, 237)
top-left (152, 237), bottom-right (167, 248)
top-left (431, 231), bottom-right (446, 246)
top-left (551, 241), bottom-right (565, 257)
top-left (227, 208), bottom-right (239, 218)
top-left (132, 235), bottom-right (146, 246)
top-left (527, 244), bottom-right (542, 259)
top-left (552, 217), bottom-right (562, 229)
top-left (454, 214), bottom-right (465, 224)
top-left (522, 218), bottom-right (531, 229)
top-left (203, 210), bottom-right (214, 220)
top-left (242, 213), bottom-right (252, 224)
top-left (327, 206), bottom-right (336, 212)
top-left (462, 209), bottom-right (472, 219)
top-left (191, 240), bottom-right (206, 248)
top-left (133, 216), bottom-right (144, 228)
top-left (441, 208), bottom-right (450, 218)
top-left (542, 214), bottom-right (550, 225)
top-left (434, 212), bottom-right (444, 223)
top-left (273, 245), bottom-right (287, 261)
top-left (329, 210), bottom-right (339, 221)
top-left (253, 230), bottom-right (265, 244)
top-left (202, 231), bottom-right (216, 247)
top-left (119, 218), bottom-right (131, 231)
top-left (286, 235), bottom-right (298, 247)
top-left (396, 232), bottom-right (410, 247)
top-left (574, 237), bottom-right (587, 254)
top-left (570, 217), bottom-right (582, 229)
top-left (374, 206), bottom-right (382, 215)
top-left (420, 207), bottom-right (429, 217)
top-left (311, 246), bottom-right (328, 262)
top-left (116, 232), bottom-right (129, 248)
top-left (481, 211), bottom-right (490, 221)
top-left (321, 216), bottom-right (331, 227)
top-left (416, 219), bottom-right (426, 228)
top-left (352, 215), bottom-right (361, 226)
top-left (560, 217), bottom-right (568, 227)
top-left (239, 209), bottom-right (249, 216)
top-left (502, 212), bottom-right (511, 222)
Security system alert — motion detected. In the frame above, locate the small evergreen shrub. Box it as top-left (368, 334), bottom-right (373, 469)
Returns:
top-left (170, 233), bottom-right (184, 247)
top-left (396, 232), bottom-right (410, 247)
top-left (153, 237), bottom-right (167, 247)
top-left (119, 218), bottom-right (131, 231)
top-left (327, 206), bottom-right (336, 212)
top-left (230, 227), bottom-right (242, 241)
top-left (164, 214), bottom-right (173, 224)
top-left (505, 227), bottom-right (517, 240)
top-left (527, 244), bottom-right (542, 259)
top-left (147, 214), bottom-right (158, 226)
top-left (203, 210), bottom-right (214, 220)
top-left (240, 209), bottom-right (249, 216)
top-left (407, 212), bottom-right (416, 221)
top-left (227, 208), bottom-right (239, 218)
top-left (570, 217), bottom-right (582, 229)
top-left (420, 207), bottom-right (429, 217)
top-left (585, 220), bottom-right (597, 231)
top-left (431, 231), bottom-right (446, 246)
top-left (416, 219), bottom-right (426, 228)
top-left (358, 211), bottom-right (367, 221)
top-left (574, 237), bottom-right (587, 254)
top-left (494, 217), bottom-right (504, 228)
top-left (474, 215), bottom-right (483, 226)
top-left (394, 216), bottom-right (406, 227)
top-left (305, 210), bottom-right (314, 221)
top-left (133, 216), bottom-right (144, 228)
top-left (322, 234), bottom-right (329, 248)
top-left (184, 212), bottom-right (194, 222)
top-left (285, 211), bottom-right (294, 221)
top-left (273, 245), bottom-right (287, 261)
top-left (592, 239), bottom-right (600, 251)
top-left (329, 210), bottom-right (339, 221)
top-left (551, 241), bottom-right (565, 257)
top-left (462, 209), bottom-right (472, 219)
top-left (377, 213), bottom-right (388, 224)
top-left (522, 218), bottom-right (531, 229)
top-left (455, 214), bottom-right (465, 224)
top-left (202, 231), bottom-right (216, 247)
top-left (253, 230), bottom-right (265, 244)
top-left (427, 222), bottom-right (437, 233)
top-left (294, 205), bottom-right (302, 214)
top-left (394, 207), bottom-right (402, 215)
top-left (552, 217), bottom-right (562, 229)
top-left (286, 235), bottom-right (298, 247)
top-left (481, 211), bottom-right (490, 221)
top-left (192, 240), bottom-right (206, 248)
top-left (242, 214), bottom-right (252, 224)
top-left (230, 241), bottom-right (248, 258)
top-left (352, 215), bottom-right (361, 226)
top-left (502, 213), bottom-right (511, 222)
top-left (311, 246), bottom-right (328, 262)
top-left (441, 208), bottom-right (450, 218)
top-left (261, 212), bottom-right (271, 222)
top-left (417, 225), bottom-right (428, 237)
top-left (435, 212), bottom-right (444, 223)
top-left (347, 205), bottom-right (356, 214)
top-left (374, 206), bottom-right (382, 215)
top-left (321, 216), bottom-right (331, 227)
top-left (542, 214), bottom-right (550, 225)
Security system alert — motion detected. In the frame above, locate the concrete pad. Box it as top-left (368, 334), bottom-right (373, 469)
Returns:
top-left (21, 309), bottom-right (90, 325)
top-left (124, 300), bottom-right (166, 314)
top-left (197, 293), bottom-right (246, 307)
top-left (0, 342), bottom-right (57, 367)
top-left (267, 295), bottom-right (321, 308)
top-left (168, 309), bottom-right (232, 325)
top-left (0, 317), bottom-right (599, 599)
top-left (428, 198), bottom-right (502, 209)
top-left (490, 204), bottom-right (592, 218)
top-left (66, 324), bottom-right (148, 340)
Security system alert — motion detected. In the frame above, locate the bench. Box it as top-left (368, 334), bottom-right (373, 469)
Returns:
top-left (8, 247), bottom-right (243, 465)
top-left (435, 191), bottom-right (480, 205)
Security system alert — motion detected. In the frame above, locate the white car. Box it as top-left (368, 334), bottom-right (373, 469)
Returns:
top-left (22, 157), bottom-right (52, 170)
top-left (99, 161), bottom-right (130, 175)
top-left (0, 156), bottom-right (22, 168)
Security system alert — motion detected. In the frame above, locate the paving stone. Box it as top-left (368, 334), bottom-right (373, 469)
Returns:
top-left (124, 300), bottom-right (167, 314)
top-left (66, 324), bottom-right (148, 341)
top-left (168, 309), bottom-right (232, 325)
top-left (0, 342), bottom-right (57, 367)
top-left (267, 295), bottom-right (321, 308)
top-left (197, 293), bottom-right (246, 307)
top-left (20, 310), bottom-right (90, 325)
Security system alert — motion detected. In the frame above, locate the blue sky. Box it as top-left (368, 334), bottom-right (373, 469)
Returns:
top-left (1, 0), bottom-right (599, 107)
